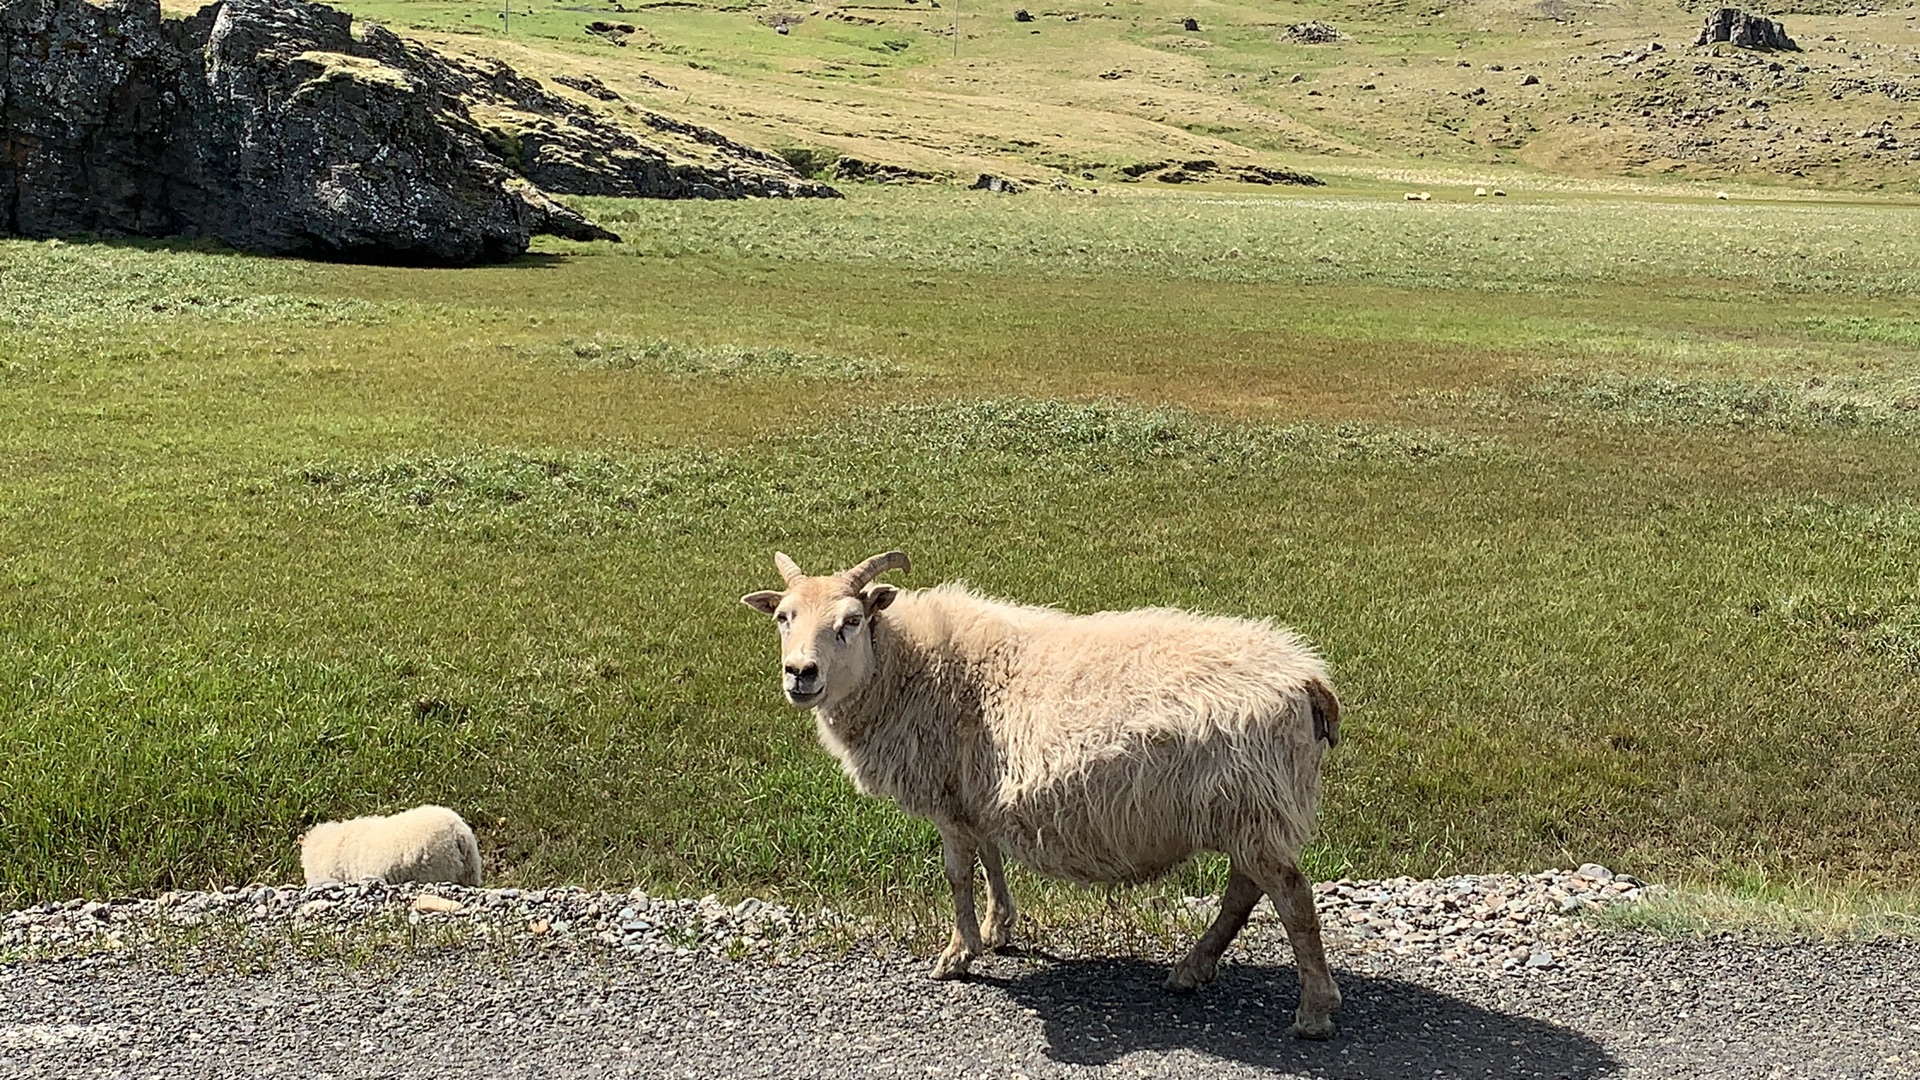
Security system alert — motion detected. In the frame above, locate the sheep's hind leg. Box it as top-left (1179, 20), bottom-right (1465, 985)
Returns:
top-left (1166, 864), bottom-right (1263, 992)
top-left (1261, 863), bottom-right (1342, 1040)
top-left (931, 831), bottom-right (985, 980)
top-left (978, 844), bottom-right (1016, 951)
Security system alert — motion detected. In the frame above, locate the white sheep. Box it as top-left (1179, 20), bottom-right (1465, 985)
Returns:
top-left (300, 805), bottom-right (483, 887)
top-left (743, 551), bottom-right (1343, 1038)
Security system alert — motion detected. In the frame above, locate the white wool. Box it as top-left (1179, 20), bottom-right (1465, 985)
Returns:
top-left (822, 584), bottom-right (1336, 885)
top-left (300, 804), bottom-right (482, 887)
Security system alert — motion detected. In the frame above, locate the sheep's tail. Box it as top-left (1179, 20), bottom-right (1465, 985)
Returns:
top-left (459, 826), bottom-right (484, 887)
top-left (1307, 678), bottom-right (1340, 749)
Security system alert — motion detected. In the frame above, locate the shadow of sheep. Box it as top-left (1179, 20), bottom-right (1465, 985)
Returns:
top-left (973, 957), bottom-right (1619, 1077)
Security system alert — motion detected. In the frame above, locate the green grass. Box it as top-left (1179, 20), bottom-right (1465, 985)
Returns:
top-left (3, 188), bottom-right (1919, 921)
top-left (1591, 879), bottom-right (1920, 942)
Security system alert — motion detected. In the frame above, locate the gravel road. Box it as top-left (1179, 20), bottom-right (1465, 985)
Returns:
top-left (3, 876), bottom-right (1915, 1079)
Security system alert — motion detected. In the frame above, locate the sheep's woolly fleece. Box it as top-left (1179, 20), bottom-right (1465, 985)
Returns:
top-left (299, 805), bottom-right (481, 888)
top-left (2, 866), bottom-right (1649, 967)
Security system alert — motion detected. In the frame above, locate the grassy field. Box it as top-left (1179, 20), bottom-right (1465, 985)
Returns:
top-left (3, 186), bottom-right (1919, 916)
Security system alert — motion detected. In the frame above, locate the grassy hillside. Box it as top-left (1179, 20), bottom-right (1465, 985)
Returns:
top-left (219, 0), bottom-right (1920, 190)
top-left (3, 187), bottom-right (1918, 910)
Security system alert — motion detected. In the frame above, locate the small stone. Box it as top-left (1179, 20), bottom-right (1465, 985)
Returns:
top-left (1526, 950), bottom-right (1555, 969)
top-left (412, 895), bottom-right (464, 914)
top-left (1574, 863), bottom-right (1614, 883)
top-left (296, 899), bottom-right (336, 917)
top-left (528, 918), bottom-right (551, 935)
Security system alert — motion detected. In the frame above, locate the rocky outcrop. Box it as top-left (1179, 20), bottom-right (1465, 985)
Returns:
top-left (969, 173), bottom-right (1023, 194)
top-left (1285, 20), bottom-right (1339, 44)
top-left (1695, 8), bottom-right (1798, 51)
top-left (0, 0), bottom-right (835, 264)
top-left (492, 86), bottom-right (842, 201)
top-left (831, 157), bottom-right (946, 184)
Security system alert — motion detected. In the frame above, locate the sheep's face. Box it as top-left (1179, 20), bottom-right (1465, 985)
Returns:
top-left (742, 552), bottom-right (906, 710)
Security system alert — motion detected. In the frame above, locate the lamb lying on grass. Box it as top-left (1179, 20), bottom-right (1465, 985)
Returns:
top-left (743, 551), bottom-right (1345, 1038)
top-left (300, 805), bottom-right (482, 887)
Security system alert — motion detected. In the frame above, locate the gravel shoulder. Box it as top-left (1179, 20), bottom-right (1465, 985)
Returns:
top-left (3, 874), bottom-right (1916, 1079)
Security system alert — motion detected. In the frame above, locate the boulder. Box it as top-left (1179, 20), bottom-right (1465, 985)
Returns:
top-left (552, 73), bottom-right (621, 101)
top-left (0, 0), bottom-right (836, 264)
top-left (0, 0), bottom-right (609, 262)
top-left (1695, 8), bottom-right (1798, 51)
top-left (1285, 20), bottom-right (1339, 44)
top-left (1232, 164), bottom-right (1324, 186)
top-left (832, 157), bottom-right (946, 184)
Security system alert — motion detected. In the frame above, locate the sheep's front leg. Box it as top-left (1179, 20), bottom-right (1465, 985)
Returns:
top-left (978, 843), bottom-right (1016, 951)
top-left (931, 831), bottom-right (984, 980)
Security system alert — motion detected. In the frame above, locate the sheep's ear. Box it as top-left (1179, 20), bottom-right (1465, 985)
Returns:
top-left (862, 584), bottom-right (900, 613)
top-left (742, 590), bottom-right (784, 615)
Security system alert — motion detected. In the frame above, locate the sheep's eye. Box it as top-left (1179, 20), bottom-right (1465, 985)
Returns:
top-left (775, 611), bottom-right (791, 627)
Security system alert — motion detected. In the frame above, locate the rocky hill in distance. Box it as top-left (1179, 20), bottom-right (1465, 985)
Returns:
top-left (299, 0), bottom-right (1920, 194)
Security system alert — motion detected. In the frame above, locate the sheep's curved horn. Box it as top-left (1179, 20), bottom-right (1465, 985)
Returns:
top-left (773, 552), bottom-right (805, 585)
top-left (840, 551), bottom-right (910, 589)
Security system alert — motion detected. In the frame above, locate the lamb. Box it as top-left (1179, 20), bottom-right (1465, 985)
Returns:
top-left (742, 551), bottom-right (1344, 1038)
top-left (299, 805), bottom-right (483, 887)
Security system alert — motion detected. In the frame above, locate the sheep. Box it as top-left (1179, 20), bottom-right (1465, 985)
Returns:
top-left (1403, 191), bottom-right (1431, 201)
top-left (742, 551), bottom-right (1344, 1038)
top-left (299, 805), bottom-right (483, 887)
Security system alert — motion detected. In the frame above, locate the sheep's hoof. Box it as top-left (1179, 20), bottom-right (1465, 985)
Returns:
top-left (930, 947), bottom-right (975, 980)
top-left (1288, 1013), bottom-right (1336, 1041)
top-left (1164, 956), bottom-right (1217, 993)
top-left (981, 914), bottom-right (1014, 951)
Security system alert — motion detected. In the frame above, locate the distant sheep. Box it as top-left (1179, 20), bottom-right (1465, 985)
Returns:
top-left (300, 805), bottom-right (482, 887)
top-left (1403, 191), bottom-right (1431, 201)
top-left (743, 552), bottom-right (1344, 1038)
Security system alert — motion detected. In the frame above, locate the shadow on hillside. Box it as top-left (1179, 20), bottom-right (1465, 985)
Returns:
top-left (9, 234), bottom-right (579, 270)
top-left (501, 253), bottom-right (573, 270)
top-left (975, 957), bottom-right (1619, 1078)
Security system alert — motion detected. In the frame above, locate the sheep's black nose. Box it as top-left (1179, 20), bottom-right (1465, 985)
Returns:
top-left (785, 662), bottom-right (819, 681)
